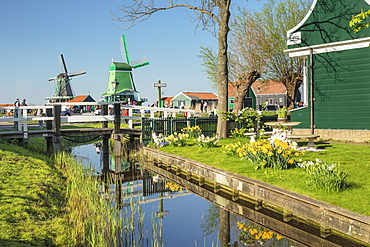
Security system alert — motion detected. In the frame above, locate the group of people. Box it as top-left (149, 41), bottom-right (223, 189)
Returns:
top-left (6, 98), bottom-right (28, 116)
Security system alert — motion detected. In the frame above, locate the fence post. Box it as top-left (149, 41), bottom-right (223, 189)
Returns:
top-left (113, 103), bottom-right (122, 173)
top-left (128, 108), bottom-right (133, 129)
top-left (46, 108), bottom-right (53, 155)
top-left (102, 104), bottom-right (108, 128)
top-left (102, 134), bottom-right (110, 175)
top-left (53, 105), bottom-right (62, 153)
top-left (22, 108), bottom-right (28, 144)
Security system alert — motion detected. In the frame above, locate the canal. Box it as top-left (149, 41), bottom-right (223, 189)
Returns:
top-left (72, 142), bottom-right (365, 247)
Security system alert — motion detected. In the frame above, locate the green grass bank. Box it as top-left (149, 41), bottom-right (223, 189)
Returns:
top-left (0, 140), bottom-right (122, 246)
top-left (158, 138), bottom-right (370, 216)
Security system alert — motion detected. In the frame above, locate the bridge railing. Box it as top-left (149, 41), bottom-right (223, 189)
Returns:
top-left (0, 102), bottom-right (195, 131)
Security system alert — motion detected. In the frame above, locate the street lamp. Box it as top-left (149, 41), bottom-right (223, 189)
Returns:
top-left (112, 79), bottom-right (120, 102)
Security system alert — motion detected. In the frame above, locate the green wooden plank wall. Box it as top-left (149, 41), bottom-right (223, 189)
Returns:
top-left (293, 47), bottom-right (370, 130)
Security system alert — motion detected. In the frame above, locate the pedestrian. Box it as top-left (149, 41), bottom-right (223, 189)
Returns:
top-left (61, 105), bottom-right (71, 116)
top-left (210, 106), bottom-right (217, 117)
top-left (263, 100), bottom-right (268, 111)
top-left (14, 98), bottom-right (20, 127)
top-left (203, 101), bottom-right (208, 113)
top-left (14, 98), bottom-right (20, 107)
top-left (22, 99), bottom-right (31, 113)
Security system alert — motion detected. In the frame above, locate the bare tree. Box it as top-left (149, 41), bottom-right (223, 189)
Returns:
top-left (227, 9), bottom-right (273, 112)
top-left (199, 8), bottom-right (272, 112)
top-left (199, 0), bottom-right (310, 112)
top-left (258, 0), bottom-right (310, 109)
top-left (113, 0), bottom-right (232, 138)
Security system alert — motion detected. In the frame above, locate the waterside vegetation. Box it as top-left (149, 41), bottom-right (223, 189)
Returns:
top-left (0, 140), bottom-right (123, 246)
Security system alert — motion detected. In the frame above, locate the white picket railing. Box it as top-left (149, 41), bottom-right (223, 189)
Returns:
top-left (0, 102), bottom-right (195, 131)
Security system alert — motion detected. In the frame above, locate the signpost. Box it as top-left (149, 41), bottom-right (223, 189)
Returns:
top-left (153, 80), bottom-right (167, 107)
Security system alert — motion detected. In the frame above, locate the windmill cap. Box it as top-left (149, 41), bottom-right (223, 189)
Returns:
top-left (110, 62), bottom-right (132, 71)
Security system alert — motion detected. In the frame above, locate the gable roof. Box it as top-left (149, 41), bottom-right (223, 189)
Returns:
top-left (182, 92), bottom-right (218, 100)
top-left (161, 96), bottom-right (173, 104)
top-left (251, 80), bottom-right (286, 95)
top-left (286, 0), bottom-right (370, 57)
top-left (65, 95), bottom-right (96, 103)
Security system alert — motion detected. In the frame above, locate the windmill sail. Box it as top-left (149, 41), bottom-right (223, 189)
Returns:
top-left (131, 56), bottom-right (149, 69)
top-left (120, 34), bottom-right (131, 64)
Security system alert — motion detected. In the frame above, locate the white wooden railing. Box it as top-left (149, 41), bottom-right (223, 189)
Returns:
top-left (0, 102), bottom-right (195, 131)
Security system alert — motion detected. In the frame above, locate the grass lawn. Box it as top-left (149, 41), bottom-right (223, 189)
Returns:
top-left (0, 141), bottom-right (67, 246)
top-left (158, 138), bottom-right (370, 216)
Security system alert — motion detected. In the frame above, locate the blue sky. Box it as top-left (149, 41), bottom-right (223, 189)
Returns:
top-left (0, 0), bottom-right (270, 106)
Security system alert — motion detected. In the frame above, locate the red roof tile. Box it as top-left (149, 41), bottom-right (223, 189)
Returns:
top-left (65, 95), bottom-right (95, 103)
top-left (183, 92), bottom-right (218, 100)
top-left (0, 104), bottom-right (13, 107)
top-left (251, 80), bottom-right (286, 95)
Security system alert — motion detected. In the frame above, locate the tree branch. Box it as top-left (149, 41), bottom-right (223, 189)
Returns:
top-left (113, 1), bottom-right (220, 29)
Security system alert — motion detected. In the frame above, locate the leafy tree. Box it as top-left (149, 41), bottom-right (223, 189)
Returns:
top-left (349, 9), bottom-right (370, 32)
top-left (113, 0), bottom-right (238, 138)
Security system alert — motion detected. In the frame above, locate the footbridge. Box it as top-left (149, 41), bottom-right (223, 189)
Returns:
top-left (0, 102), bottom-right (195, 153)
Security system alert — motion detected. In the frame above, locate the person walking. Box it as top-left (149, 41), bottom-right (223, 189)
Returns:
top-left (22, 98), bottom-right (31, 113)
top-left (14, 98), bottom-right (20, 128)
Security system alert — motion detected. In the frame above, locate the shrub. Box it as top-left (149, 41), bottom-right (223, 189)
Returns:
top-left (298, 159), bottom-right (349, 193)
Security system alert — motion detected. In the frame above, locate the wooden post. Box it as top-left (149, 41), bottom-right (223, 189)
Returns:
top-left (53, 105), bottom-right (62, 153)
top-left (46, 108), bottom-right (53, 155)
top-left (22, 108), bottom-right (29, 145)
top-left (113, 103), bottom-right (122, 173)
top-left (310, 48), bottom-right (315, 134)
top-left (102, 104), bottom-right (108, 128)
top-left (102, 134), bottom-right (110, 175)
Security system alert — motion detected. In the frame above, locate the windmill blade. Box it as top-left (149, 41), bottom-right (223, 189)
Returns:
top-left (69, 70), bottom-right (86, 77)
top-left (120, 34), bottom-right (131, 64)
top-left (59, 54), bottom-right (68, 74)
top-left (131, 56), bottom-right (149, 69)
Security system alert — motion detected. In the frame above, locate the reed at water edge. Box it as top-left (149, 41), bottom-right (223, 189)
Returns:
top-left (54, 152), bottom-right (123, 247)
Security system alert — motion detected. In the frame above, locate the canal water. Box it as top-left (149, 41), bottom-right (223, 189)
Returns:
top-left (72, 143), bottom-right (363, 247)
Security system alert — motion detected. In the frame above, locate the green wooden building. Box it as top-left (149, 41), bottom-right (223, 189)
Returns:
top-left (285, 0), bottom-right (370, 137)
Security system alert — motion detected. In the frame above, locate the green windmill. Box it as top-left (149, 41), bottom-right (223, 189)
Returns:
top-left (101, 35), bottom-right (149, 103)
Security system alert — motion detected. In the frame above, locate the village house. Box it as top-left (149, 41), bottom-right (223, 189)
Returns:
top-left (250, 80), bottom-right (287, 111)
top-left (284, 0), bottom-right (370, 141)
top-left (170, 92), bottom-right (218, 113)
top-left (227, 80), bottom-right (287, 111)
